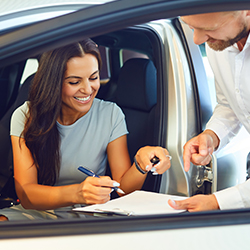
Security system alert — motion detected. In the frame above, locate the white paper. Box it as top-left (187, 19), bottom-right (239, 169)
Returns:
top-left (73, 190), bottom-right (187, 216)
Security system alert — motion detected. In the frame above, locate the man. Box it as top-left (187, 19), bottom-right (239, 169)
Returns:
top-left (168, 11), bottom-right (250, 212)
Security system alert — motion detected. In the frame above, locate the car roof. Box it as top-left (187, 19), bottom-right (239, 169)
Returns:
top-left (0, 0), bottom-right (115, 32)
top-left (0, 0), bottom-right (114, 16)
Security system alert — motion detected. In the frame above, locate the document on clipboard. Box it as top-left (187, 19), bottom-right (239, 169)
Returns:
top-left (72, 190), bottom-right (187, 216)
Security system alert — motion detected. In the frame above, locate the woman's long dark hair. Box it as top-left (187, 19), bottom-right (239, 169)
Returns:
top-left (22, 38), bottom-right (102, 185)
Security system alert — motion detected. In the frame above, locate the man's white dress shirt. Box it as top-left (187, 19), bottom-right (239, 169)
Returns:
top-left (205, 35), bottom-right (250, 209)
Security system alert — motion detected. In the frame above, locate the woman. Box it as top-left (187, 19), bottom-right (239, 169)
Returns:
top-left (1, 38), bottom-right (171, 220)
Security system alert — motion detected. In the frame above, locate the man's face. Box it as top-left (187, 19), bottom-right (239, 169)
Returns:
top-left (181, 12), bottom-right (249, 51)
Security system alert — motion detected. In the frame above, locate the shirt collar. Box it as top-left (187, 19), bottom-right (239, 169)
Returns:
top-left (227, 33), bottom-right (250, 52)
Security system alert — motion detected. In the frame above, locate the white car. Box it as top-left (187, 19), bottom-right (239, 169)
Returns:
top-left (0, 0), bottom-right (250, 249)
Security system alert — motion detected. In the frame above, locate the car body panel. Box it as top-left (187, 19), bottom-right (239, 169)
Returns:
top-left (1, 209), bottom-right (250, 248)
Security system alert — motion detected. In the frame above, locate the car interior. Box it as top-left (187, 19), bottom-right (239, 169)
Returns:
top-left (0, 25), bottom-right (168, 208)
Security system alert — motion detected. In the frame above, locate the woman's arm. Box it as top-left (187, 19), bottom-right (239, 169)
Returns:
top-left (12, 136), bottom-right (115, 210)
top-left (107, 135), bottom-right (171, 195)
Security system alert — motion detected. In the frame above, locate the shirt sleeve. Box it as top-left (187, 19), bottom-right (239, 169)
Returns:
top-left (205, 102), bottom-right (242, 151)
top-left (10, 102), bottom-right (28, 138)
top-left (214, 179), bottom-right (250, 209)
top-left (109, 104), bottom-right (128, 143)
top-left (205, 44), bottom-right (242, 151)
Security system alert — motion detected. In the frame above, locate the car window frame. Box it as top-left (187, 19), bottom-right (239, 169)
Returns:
top-left (1, 0), bottom-right (250, 66)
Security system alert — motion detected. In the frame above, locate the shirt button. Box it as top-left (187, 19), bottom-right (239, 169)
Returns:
top-left (235, 88), bottom-right (240, 94)
top-left (247, 116), bottom-right (250, 121)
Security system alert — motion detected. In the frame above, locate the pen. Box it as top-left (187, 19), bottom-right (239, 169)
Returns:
top-left (78, 166), bottom-right (125, 194)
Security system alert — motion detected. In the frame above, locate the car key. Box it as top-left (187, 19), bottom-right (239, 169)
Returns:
top-left (150, 156), bottom-right (160, 165)
top-left (150, 156), bottom-right (160, 175)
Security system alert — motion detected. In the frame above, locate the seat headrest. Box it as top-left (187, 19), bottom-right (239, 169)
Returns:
top-left (116, 58), bottom-right (157, 112)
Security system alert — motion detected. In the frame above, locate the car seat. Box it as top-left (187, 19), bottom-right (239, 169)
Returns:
top-left (115, 58), bottom-right (161, 192)
top-left (0, 62), bottom-right (26, 120)
top-left (0, 74), bottom-right (34, 208)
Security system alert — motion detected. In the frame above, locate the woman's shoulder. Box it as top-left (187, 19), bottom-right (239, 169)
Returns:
top-left (12, 101), bottom-right (29, 119)
top-left (94, 98), bottom-right (121, 112)
top-left (93, 98), bottom-right (125, 122)
top-left (10, 101), bottom-right (29, 137)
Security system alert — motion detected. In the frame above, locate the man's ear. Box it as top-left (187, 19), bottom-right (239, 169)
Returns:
top-left (245, 10), bottom-right (250, 17)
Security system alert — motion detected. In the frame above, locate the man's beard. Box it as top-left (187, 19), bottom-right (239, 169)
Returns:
top-left (207, 24), bottom-right (249, 51)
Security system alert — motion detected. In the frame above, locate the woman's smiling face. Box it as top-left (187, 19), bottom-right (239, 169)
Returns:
top-left (61, 53), bottom-right (100, 124)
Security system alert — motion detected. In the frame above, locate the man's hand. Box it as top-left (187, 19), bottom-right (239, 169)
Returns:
top-left (168, 194), bottom-right (219, 212)
top-left (183, 129), bottom-right (220, 172)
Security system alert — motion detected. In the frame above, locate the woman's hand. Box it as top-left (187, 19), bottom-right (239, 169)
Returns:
top-left (77, 176), bottom-right (119, 204)
top-left (107, 136), bottom-right (171, 194)
top-left (135, 146), bottom-right (171, 175)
